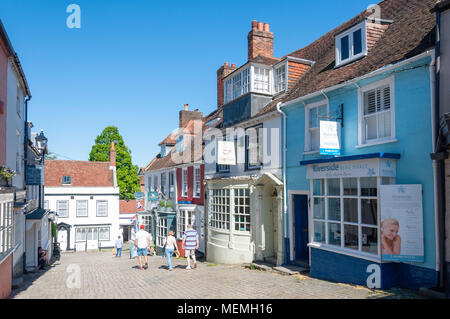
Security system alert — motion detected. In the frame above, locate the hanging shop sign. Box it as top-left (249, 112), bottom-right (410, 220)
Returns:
top-left (380, 184), bottom-right (424, 262)
top-left (147, 191), bottom-right (159, 201)
top-left (217, 140), bottom-right (236, 165)
top-left (306, 158), bottom-right (396, 179)
top-left (26, 165), bottom-right (44, 185)
top-left (319, 120), bottom-right (341, 155)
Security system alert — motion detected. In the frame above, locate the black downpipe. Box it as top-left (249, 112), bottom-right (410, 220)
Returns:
top-left (434, 10), bottom-right (448, 294)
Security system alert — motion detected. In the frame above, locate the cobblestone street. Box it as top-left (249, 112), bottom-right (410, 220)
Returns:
top-left (9, 250), bottom-right (424, 299)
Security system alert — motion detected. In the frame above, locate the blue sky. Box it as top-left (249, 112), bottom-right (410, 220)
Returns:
top-left (0, 0), bottom-right (375, 168)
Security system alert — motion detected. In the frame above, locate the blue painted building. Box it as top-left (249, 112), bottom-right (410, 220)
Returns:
top-left (279, 0), bottom-right (440, 289)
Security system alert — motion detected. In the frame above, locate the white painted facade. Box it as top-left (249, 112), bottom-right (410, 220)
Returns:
top-left (204, 112), bottom-right (285, 265)
top-left (45, 186), bottom-right (120, 251)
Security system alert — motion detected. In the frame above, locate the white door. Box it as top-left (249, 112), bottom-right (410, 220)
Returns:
top-left (58, 228), bottom-right (68, 251)
top-left (86, 228), bottom-right (99, 250)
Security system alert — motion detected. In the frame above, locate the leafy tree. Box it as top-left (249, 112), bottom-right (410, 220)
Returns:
top-left (89, 126), bottom-right (140, 199)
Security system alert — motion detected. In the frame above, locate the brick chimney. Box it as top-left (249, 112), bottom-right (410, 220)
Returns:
top-left (217, 62), bottom-right (237, 107)
top-left (248, 20), bottom-right (274, 60)
top-left (179, 105), bottom-right (203, 128)
top-left (109, 141), bottom-right (116, 167)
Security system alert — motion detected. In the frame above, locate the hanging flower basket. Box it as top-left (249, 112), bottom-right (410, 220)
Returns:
top-left (0, 167), bottom-right (15, 186)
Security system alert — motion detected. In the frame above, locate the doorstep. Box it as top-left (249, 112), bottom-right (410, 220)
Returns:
top-left (243, 262), bottom-right (310, 276)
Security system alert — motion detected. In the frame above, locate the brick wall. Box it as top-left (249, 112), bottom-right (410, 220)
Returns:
top-left (247, 21), bottom-right (273, 60)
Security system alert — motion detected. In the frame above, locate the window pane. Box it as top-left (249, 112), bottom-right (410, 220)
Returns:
top-left (362, 227), bottom-right (377, 254)
top-left (309, 108), bottom-right (318, 128)
top-left (381, 177), bottom-right (392, 185)
top-left (343, 178), bottom-right (357, 195)
top-left (341, 35), bottom-right (349, 60)
top-left (361, 199), bottom-right (377, 225)
top-left (328, 198), bottom-right (341, 221)
top-left (365, 115), bottom-right (377, 140)
top-left (361, 177), bottom-right (377, 196)
top-left (310, 129), bottom-right (319, 151)
top-left (313, 198), bottom-right (325, 219)
top-left (328, 223), bottom-right (341, 246)
top-left (313, 221), bottom-right (325, 243)
top-left (344, 224), bottom-right (358, 250)
top-left (327, 178), bottom-right (340, 196)
top-left (313, 180), bottom-right (324, 196)
top-left (378, 111), bottom-right (391, 138)
top-left (344, 198), bottom-right (358, 223)
top-left (353, 29), bottom-right (362, 55)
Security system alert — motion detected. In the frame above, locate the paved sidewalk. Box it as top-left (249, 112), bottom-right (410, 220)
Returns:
top-left (10, 251), bottom-right (424, 299)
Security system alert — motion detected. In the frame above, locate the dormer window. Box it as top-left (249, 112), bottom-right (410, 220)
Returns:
top-left (335, 21), bottom-right (367, 67)
top-left (274, 63), bottom-right (286, 94)
top-left (62, 175), bottom-right (71, 185)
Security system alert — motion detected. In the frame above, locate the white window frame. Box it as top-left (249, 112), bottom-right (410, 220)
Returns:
top-left (156, 217), bottom-right (168, 247)
top-left (209, 187), bottom-right (250, 233)
top-left (193, 166), bottom-right (201, 198)
top-left (224, 67), bottom-right (251, 104)
top-left (335, 21), bottom-right (367, 68)
top-left (76, 200), bottom-right (88, 217)
top-left (56, 200), bottom-right (69, 218)
top-left (96, 200), bottom-right (108, 217)
top-left (161, 172), bottom-right (167, 197)
top-left (182, 168), bottom-right (188, 197)
top-left (169, 171), bottom-right (175, 199)
top-left (273, 63), bottom-right (287, 94)
top-left (357, 76), bottom-right (396, 147)
top-left (177, 208), bottom-right (196, 239)
top-left (62, 175), bottom-right (71, 185)
top-left (252, 65), bottom-right (271, 94)
top-left (0, 201), bottom-right (14, 255)
top-left (304, 101), bottom-right (329, 153)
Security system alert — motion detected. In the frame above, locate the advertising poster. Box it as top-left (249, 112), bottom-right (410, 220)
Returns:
top-left (380, 184), bottom-right (424, 262)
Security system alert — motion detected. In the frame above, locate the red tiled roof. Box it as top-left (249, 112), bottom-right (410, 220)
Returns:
top-left (120, 199), bottom-right (144, 214)
top-left (283, 0), bottom-right (436, 103)
top-left (44, 160), bottom-right (114, 187)
top-left (158, 132), bottom-right (177, 146)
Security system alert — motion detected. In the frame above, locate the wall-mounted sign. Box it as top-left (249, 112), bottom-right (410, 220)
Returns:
top-left (320, 120), bottom-right (341, 155)
top-left (306, 158), bottom-right (396, 179)
top-left (380, 184), bottom-right (424, 263)
top-left (147, 191), bottom-right (159, 201)
top-left (26, 165), bottom-right (44, 185)
top-left (134, 191), bottom-right (145, 200)
top-left (217, 140), bottom-right (236, 165)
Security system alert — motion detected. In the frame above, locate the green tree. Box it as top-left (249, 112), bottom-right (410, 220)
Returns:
top-left (89, 126), bottom-right (140, 199)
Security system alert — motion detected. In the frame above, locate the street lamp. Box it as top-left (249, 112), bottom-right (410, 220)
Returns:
top-left (35, 129), bottom-right (48, 156)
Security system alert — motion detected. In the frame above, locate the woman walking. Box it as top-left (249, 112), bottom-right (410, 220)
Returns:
top-left (163, 230), bottom-right (179, 271)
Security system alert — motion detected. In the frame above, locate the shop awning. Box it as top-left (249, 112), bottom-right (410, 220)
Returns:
top-left (300, 152), bottom-right (400, 166)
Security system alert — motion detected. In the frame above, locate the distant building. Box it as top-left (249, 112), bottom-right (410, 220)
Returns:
top-left (44, 143), bottom-right (120, 251)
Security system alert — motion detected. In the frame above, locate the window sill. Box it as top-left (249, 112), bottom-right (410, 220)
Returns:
top-left (308, 242), bottom-right (381, 263)
top-left (355, 138), bottom-right (398, 149)
top-left (303, 150), bottom-right (320, 155)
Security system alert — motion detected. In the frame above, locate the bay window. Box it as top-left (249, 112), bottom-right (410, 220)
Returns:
top-left (209, 187), bottom-right (250, 233)
top-left (253, 67), bottom-right (270, 93)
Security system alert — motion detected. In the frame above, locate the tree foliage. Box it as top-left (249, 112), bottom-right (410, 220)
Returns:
top-left (89, 126), bottom-right (140, 199)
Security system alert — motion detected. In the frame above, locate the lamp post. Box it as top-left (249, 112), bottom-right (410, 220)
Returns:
top-left (35, 130), bottom-right (48, 209)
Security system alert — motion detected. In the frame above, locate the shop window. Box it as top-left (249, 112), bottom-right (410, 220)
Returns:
top-left (0, 201), bottom-right (14, 255)
top-left (177, 209), bottom-right (195, 239)
top-left (310, 176), bottom-right (393, 257)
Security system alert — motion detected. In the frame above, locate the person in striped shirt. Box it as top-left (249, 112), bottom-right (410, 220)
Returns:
top-left (182, 224), bottom-right (199, 270)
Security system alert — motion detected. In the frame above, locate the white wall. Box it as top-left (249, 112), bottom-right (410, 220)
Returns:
top-left (44, 186), bottom-right (120, 250)
top-left (6, 61), bottom-right (25, 189)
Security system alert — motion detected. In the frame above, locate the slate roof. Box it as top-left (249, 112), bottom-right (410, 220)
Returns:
top-left (44, 160), bottom-right (115, 187)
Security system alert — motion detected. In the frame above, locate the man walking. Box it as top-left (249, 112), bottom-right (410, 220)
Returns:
top-left (182, 224), bottom-right (199, 270)
top-left (134, 224), bottom-right (151, 270)
top-left (115, 235), bottom-right (123, 257)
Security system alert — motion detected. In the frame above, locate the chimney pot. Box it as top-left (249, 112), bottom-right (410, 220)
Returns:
top-left (184, 104), bottom-right (188, 111)
top-left (252, 20), bottom-right (258, 30)
top-left (224, 62), bottom-right (229, 66)
top-left (263, 23), bottom-right (270, 32)
top-left (257, 22), bottom-right (263, 30)
top-left (231, 63), bottom-right (236, 67)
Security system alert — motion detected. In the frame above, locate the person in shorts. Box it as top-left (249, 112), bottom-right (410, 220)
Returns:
top-left (182, 224), bottom-right (199, 270)
top-left (134, 224), bottom-right (151, 270)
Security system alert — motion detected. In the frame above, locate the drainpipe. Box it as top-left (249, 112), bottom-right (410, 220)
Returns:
top-left (276, 102), bottom-right (288, 264)
top-left (23, 96), bottom-right (31, 186)
top-left (431, 10), bottom-right (447, 292)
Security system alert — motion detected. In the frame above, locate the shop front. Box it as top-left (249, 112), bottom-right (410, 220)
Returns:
top-left (299, 153), bottom-right (438, 289)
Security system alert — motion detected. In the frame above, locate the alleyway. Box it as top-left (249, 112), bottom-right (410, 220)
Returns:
top-left (10, 250), bottom-right (424, 299)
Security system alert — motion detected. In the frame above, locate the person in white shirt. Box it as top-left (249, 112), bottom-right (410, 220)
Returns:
top-left (115, 235), bottom-right (123, 257)
top-left (163, 230), bottom-right (179, 271)
top-left (134, 225), bottom-right (151, 270)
